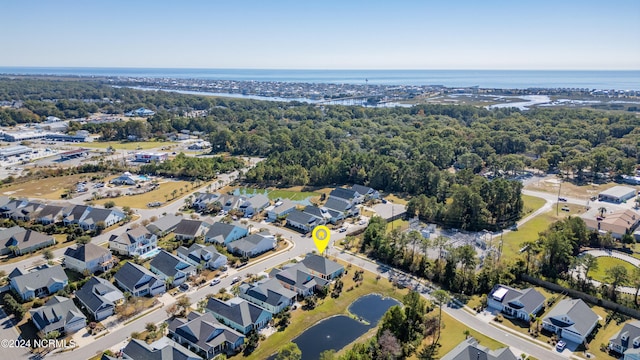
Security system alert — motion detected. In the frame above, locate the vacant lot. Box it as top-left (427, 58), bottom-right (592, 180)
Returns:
top-left (0, 173), bottom-right (104, 199)
top-left (525, 177), bottom-right (635, 200)
top-left (93, 180), bottom-right (195, 209)
top-left (81, 140), bottom-right (176, 150)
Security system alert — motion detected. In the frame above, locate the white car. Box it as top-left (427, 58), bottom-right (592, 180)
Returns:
top-left (210, 278), bottom-right (221, 286)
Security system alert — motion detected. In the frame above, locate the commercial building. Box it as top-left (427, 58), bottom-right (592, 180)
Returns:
top-left (134, 152), bottom-right (168, 163)
top-left (599, 186), bottom-right (637, 203)
top-left (0, 145), bottom-right (32, 159)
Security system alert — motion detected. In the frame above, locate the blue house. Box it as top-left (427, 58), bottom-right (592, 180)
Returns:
top-left (205, 297), bottom-right (272, 335)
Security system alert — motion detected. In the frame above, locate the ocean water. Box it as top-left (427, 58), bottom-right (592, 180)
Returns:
top-left (0, 67), bottom-right (638, 90)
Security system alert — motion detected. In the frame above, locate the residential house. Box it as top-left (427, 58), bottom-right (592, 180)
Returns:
top-left (328, 187), bottom-right (363, 205)
top-left (64, 243), bottom-right (114, 274)
top-left (303, 205), bottom-right (331, 223)
top-left (266, 199), bottom-right (296, 221)
top-left (75, 276), bottom-right (124, 321)
top-left (0, 226), bottom-right (55, 255)
top-left (36, 204), bottom-right (67, 224)
top-left (30, 296), bottom-right (86, 337)
top-left (217, 194), bottom-right (247, 213)
top-left (168, 311), bottom-right (244, 359)
top-left (286, 209), bottom-right (321, 233)
top-left (205, 222), bottom-right (248, 245)
top-left (269, 263), bottom-right (329, 297)
top-left (609, 321), bottom-right (640, 356)
top-left (109, 338), bottom-right (200, 360)
top-left (239, 278), bottom-right (297, 314)
top-left (146, 214), bottom-right (183, 236)
top-left (204, 297), bottom-right (272, 335)
top-left (323, 198), bottom-right (359, 224)
top-left (9, 201), bottom-right (44, 221)
top-left (177, 243), bottom-right (227, 270)
top-left (109, 226), bottom-right (158, 258)
top-left (487, 285), bottom-right (546, 320)
top-left (9, 265), bottom-right (68, 301)
top-left (78, 207), bottom-right (125, 231)
top-left (226, 232), bottom-right (276, 258)
top-left (542, 298), bottom-right (599, 344)
top-left (351, 184), bottom-right (380, 200)
top-left (192, 193), bottom-right (220, 211)
top-left (174, 219), bottom-right (209, 241)
top-left (149, 250), bottom-right (197, 287)
top-left (299, 254), bottom-right (345, 280)
top-left (238, 194), bottom-right (270, 218)
top-left (63, 205), bottom-right (90, 226)
top-left (113, 262), bottom-right (165, 297)
top-left (441, 337), bottom-right (517, 360)
top-left (0, 198), bottom-right (29, 217)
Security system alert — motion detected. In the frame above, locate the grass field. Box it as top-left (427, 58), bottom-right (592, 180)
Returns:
top-left (386, 218), bottom-right (410, 233)
top-left (588, 256), bottom-right (638, 283)
top-left (244, 259), bottom-right (408, 360)
top-left (385, 193), bottom-right (409, 205)
top-left (93, 180), bottom-right (195, 209)
top-left (234, 186), bottom-right (321, 202)
top-left (525, 177), bottom-right (635, 200)
top-left (80, 140), bottom-right (177, 150)
top-left (0, 173), bottom-right (100, 199)
top-left (522, 194), bottom-right (546, 216)
top-left (501, 202), bottom-right (587, 259)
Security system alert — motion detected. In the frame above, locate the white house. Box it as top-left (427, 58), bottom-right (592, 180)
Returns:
top-left (109, 227), bottom-right (158, 258)
top-left (487, 285), bottom-right (546, 320)
top-left (226, 232), bottom-right (276, 258)
top-left (542, 299), bottom-right (599, 344)
top-left (30, 296), bottom-right (86, 337)
top-left (177, 243), bottom-right (227, 270)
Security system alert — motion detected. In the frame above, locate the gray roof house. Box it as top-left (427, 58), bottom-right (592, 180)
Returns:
top-left (63, 205), bottom-right (90, 226)
top-left (149, 250), bottom-right (197, 287)
top-left (204, 297), bottom-right (272, 335)
top-left (542, 298), bottom-right (600, 344)
top-left (111, 337), bottom-right (200, 360)
top-left (174, 219), bottom-right (209, 240)
top-left (266, 199), bottom-right (297, 221)
top-left (239, 277), bottom-right (297, 314)
top-left (146, 214), bottom-right (183, 236)
top-left (269, 263), bottom-right (329, 297)
top-left (238, 194), bottom-right (270, 218)
top-left (299, 254), bottom-right (345, 280)
top-left (351, 184), bottom-right (380, 199)
top-left (226, 232), bottom-right (276, 258)
top-left (114, 262), bottom-right (165, 297)
top-left (79, 208), bottom-right (125, 231)
top-left (441, 337), bottom-right (517, 360)
top-left (323, 198), bottom-right (356, 223)
top-left (487, 285), bottom-right (546, 320)
top-left (217, 194), bottom-right (247, 212)
top-left (63, 242), bottom-right (114, 274)
top-left (0, 226), bottom-right (55, 256)
top-left (109, 226), bottom-right (158, 258)
top-left (286, 209), bottom-right (321, 233)
top-left (205, 222), bottom-right (248, 245)
top-left (36, 204), bottom-right (67, 224)
top-left (9, 264), bottom-right (68, 301)
top-left (329, 187), bottom-right (362, 204)
top-left (30, 296), bottom-right (86, 337)
top-left (192, 193), bottom-right (220, 211)
top-left (75, 276), bottom-right (124, 321)
top-left (168, 311), bottom-right (244, 359)
top-left (9, 201), bottom-right (44, 221)
top-left (609, 321), bottom-right (640, 356)
top-left (0, 198), bottom-right (29, 216)
top-left (177, 243), bottom-right (227, 270)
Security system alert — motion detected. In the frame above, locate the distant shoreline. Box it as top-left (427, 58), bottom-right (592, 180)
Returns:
top-left (1, 67), bottom-right (639, 91)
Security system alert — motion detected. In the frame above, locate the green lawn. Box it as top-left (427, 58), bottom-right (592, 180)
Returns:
top-left (233, 187), bottom-right (320, 201)
top-left (386, 219), bottom-right (409, 233)
top-left (244, 260), bottom-right (408, 360)
top-left (588, 256), bottom-right (638, 283)
top-left (81, 140), bottom-right (176, 150)
top-left (522, 195), bottom-right (546, 216)
top-left (501, 212), bottom-right (556, 258)
top-left (93, 180), bottom-right (194, 209)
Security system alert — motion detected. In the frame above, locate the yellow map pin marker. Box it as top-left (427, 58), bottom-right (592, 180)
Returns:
top-left (312, 225), bottom-right (331, 253)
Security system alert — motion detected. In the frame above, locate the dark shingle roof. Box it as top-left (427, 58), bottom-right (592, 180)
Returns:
top-left (351, 184), bottom-right (374, 196)
top-left (324, 198), bottom-right (350, 212)
top-left (114, 262), bottom-right (158, 291)
top-left (29, 296), bottom-right (85, 334)
top-left (76, 276), bottom-right (123, 313)
top-left (545, 299), bottom-right (599, 336)
top-left (146, 214), bottom-right (183, 234)
top-left (168, 312), bottom-right (243, 353)
top-left (64, 243), bottom-right (110, 262)
top-left (240, 278), bottom-right (296, 306)
top-left (286, 210), bottom-right (318, 225)
top-left (122, 338), bottom-right (200, 360)
top-left (150, 250), bottom-right (196, 278)
top-left (37, 204), bottom-right (65, 221)
top-left (609, 320), bottom-right (640, 350)
top-left (329, 187), bottom-right (358, 201)
top-left (205, 297), bottom-right (269, 328)
top-left (177, 243), bottom-right (224, 265)
top-left (301, 254), bottom-right (344, 277)
top-left (174, 220), bottom-right (205, 237)
top-left (0, 226), bottom-right (54, 252)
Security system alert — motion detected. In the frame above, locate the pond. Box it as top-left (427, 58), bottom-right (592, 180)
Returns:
top-left (273, 293), bottom-right (400, 360)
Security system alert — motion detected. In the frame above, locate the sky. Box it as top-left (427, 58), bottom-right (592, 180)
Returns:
top-left (1, 0), bottom-right (639, 70)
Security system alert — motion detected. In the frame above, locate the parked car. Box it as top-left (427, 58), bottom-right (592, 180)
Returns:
top-left (179, 283), bottom-right (189, 291)
top-left (210, 278), bottom-right (221, 286)
top-left (231, 276), bottom-right (241, 284)
top-left (339, 227), bottom-right (347, 233)
top-left (558, 197), bottom-right (567, 202)
top-left (556, 340), bottom-right (566, 351)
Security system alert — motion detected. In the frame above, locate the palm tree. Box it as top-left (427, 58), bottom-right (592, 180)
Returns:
top-left (431, 289), bottom-right (449, 347)
top-left (598, 207), bottom-right (607, 218)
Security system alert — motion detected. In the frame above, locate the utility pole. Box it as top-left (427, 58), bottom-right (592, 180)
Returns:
top-left (556, 180), bottom-right (562, 216)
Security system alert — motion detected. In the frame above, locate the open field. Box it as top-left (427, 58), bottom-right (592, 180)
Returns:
top-left (384, 193), bottom-right (409, 205)
top-left (501, 203), bottom-right (587, 259)
top-left (588, 256), bottom-right (638, 283)
top-left (244, 259), bottom-right (408, 360)
top-left (93, 180), bottom-right (196, 209)
top-left (233, 186), bottom-right (321, 202)
top-left (525, 178), bottom-right (635, 201)
top-left (80, 140), bottom-right (177, 150)
top-left (386, 218), bottom-right (410, 233)
top-left (0, 173), bottom-right (104, 199)
top-left (522, 194), bottom-right (546, 216)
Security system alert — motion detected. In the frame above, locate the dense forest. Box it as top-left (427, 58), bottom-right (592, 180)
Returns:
top-left (1, 78), bottom-right (639, 231)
